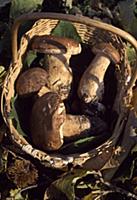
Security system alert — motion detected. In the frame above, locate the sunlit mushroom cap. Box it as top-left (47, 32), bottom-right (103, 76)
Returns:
top-left (30, 35), bottom-right (81, 55)
top-left (16, 67), bottom-right (48, 96)
top-left (92, 42), bottom-right (120, 64)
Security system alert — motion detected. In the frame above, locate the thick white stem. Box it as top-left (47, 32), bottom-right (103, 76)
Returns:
top-left (45, 54), bottom-right (72, 100)
top-left (62, 114), bottom-right (91, 138)
top-left (78, 54), bottom-right (110, 103)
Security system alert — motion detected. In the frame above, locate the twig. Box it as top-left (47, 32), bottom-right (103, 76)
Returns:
top-left (20, 184), bottom-right (38, 193)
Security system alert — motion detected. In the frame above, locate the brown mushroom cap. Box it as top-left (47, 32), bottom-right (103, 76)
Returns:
top-left (92, 43), bottom-right (120, 64)
top-left (30, 92), bottom-right (66, 151)
top-left (30, 35), bottom-right (81, 55)
top-left (16, 67), bottom-right (48, 96)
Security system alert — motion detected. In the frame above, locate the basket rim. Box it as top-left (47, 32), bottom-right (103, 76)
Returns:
top-left (12, 12), bottom-right (137, 92)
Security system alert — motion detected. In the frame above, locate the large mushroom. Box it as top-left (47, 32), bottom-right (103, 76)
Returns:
top-left (30, 92), bottom-right (107, 151)
top-left (30, 92), bottom-right (66, 151)
top-left (30, 35), bottom-right (81, 100)
top-left (78, 42), bottom-right (120, 104)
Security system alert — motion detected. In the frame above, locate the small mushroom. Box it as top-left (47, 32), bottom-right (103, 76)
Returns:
top-left (78, 43), bottom-right (120, 103)
top-left (30, 35), bottom-right (81, 99)
top-left (30, 92), bottom-right (66, 151)
top-left (16, 67), bottom-right (48, 96)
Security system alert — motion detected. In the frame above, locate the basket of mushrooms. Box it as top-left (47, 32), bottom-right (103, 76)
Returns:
top-left (1, 12), bottom-right (137, 170)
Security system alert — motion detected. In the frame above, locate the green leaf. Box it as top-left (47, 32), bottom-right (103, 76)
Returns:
top-left (48, 169), bottom-right (92, 200)
top-left (10, 0), bottom-right (44, 19)
top-left (51, 20), bottom-right (82, 42)
top-left (73, 136), bottom-right (96, 146)
top-left (118, 0), bottom-right (137, 37)
top-left (60, 136), bottom-right (95, 154)
top-left (60, 133), bottom-right (107, 154)
top-left (46, 170), bottom-right (102, 200)
top-left (9, 96), bottom-right (27, 137)
top-left (126, 43), bottom-right (136, 68)
top-left (24, 51), bottom-right (37, 68)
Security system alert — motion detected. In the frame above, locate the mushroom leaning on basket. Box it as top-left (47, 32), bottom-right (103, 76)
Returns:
top-left (30, 92), bottom-right (92, 151)
top-left (30, 35), bottom-right (81, 100)
top-left (78, 42), bottom-right (120, 104)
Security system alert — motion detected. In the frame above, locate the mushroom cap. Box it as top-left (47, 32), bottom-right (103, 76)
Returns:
top-left (30, 92), bottom-right (66, 151)
top-left (30, 35), bottom-right (81, 55)
top-left (16, 67), bottom-right (48, 96)
top-left (92, 42), bottom-right (120, 64)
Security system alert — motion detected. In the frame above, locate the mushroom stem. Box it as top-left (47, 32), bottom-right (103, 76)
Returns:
top-left (78, 54), bottom-right (110, 103)
top-left (37, 86), bottom-right (51, 97)
top-left (45, 54), bottom-right (72, 100)
top-left (78, 43), bottom-right (120, 104)
top-left (30, 35), bottom-right (81, 100)
top-left (62, 114), bottom-right (91, 138)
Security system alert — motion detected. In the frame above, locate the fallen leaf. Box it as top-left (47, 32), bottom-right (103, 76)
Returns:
top-left (51, 20), bottom-right (82, 42)
top-left (126, 43), bottom-right (136, 68)
top-left (118, 0), bottom-right (137, 37)
top-left (23, 51), bottom-right (37, 68)
top-left (7, 158), bottom-right (38, 188)
top-left (10, 0), bottom-right (44, 20)
top-left (46, 170), bottom-right (92, 200)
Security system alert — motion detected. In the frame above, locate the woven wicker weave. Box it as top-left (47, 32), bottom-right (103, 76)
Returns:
top-left (1, 13), bottom-right (137, 169)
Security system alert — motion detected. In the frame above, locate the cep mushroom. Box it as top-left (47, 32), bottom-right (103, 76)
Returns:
top-left (30, 35), bottom-right (81, 100)
top-left (78, 43), bottom-right (120, 103)
top-left (30, 92), bottom-right (107, 151)
top-left (16, 67), bottom-right (49, 97)
top-left (30, 92), bottom-right (66, 151)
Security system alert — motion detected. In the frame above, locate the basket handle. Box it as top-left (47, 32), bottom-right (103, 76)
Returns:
top-left (12, 12), bottom-right (137, 91)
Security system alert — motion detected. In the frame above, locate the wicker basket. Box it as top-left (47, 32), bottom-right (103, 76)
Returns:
top-left (1, 13), bottom-right (137, 169)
